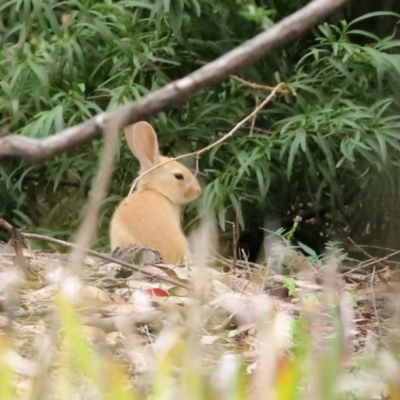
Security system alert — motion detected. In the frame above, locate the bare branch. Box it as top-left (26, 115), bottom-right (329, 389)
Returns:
top-left (0, 0), bottom-right (348, 163)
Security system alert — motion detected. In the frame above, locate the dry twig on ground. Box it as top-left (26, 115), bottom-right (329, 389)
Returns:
top-left (0, 219), bottom-right (190, 289)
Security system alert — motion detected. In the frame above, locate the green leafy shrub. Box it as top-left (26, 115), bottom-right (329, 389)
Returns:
top-left (1, 1), bottom-right (400, 256)
top-left (200, 12), bottom-right (400, 254)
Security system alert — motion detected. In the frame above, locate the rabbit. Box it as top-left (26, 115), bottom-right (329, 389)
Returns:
top-left (110, 121), bottom-right (201, 264)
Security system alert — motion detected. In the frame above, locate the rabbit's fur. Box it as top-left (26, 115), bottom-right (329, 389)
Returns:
top-left (110, 121), bottom-right (201, 264)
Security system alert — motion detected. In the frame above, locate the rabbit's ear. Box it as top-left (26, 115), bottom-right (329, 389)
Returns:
top-left (124, 122), bottom-right (160, 170)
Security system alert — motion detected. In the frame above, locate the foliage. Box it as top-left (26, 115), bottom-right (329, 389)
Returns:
top-left (1, 1), bottom-right (400, 254)
top-left (202, 12), bottom-right (400, 244)
top-left (0, 0), bottom-right (272, 248)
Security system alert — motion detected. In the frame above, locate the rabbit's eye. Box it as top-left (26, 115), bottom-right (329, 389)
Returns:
top-left (174, 172), bottom-right (184, 180)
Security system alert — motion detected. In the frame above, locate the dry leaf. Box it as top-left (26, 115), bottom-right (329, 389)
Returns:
top-left (81, 286), bottom-right (112, 303)
top-left (127, 279), bottom-right (173, 291)
top-left (82, 325), bottom-right (107, 344)
top-left (29, 284), bottom-right (59, 301)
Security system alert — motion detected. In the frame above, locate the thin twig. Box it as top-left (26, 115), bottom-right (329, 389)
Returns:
top-left (0, 218), bottom-right (14, 233)
top-left (347, 237), bottom-right (386, 269)
top-left (357, 244), bottom-right (399, 253)
top-left (0, 221), bottom-right (190, 290)
top-left (351, 243), bottom-right (400, 266)
top-left (0, 0), bottom-right (348, 162)
top-left (0, 218), bottom-right (31, 275)
top-left (347, 237), bottom-right (390, 284)
top-left (370, 267), bottom-right (383, 339)
top-left (24, 233), bottom-right (190, 289)
top-left (212, 254), bottom-right (322, 291)
top-left (126, 82), bottom-right (287, 199)
top-left (249, 94), bottom-right (259, 137)
top-left (342, 243), bottom-right (400, 276)
top-left (231, 75), bottom-right (293, 94)
top-left (233, 202), bottom-right (242, 270)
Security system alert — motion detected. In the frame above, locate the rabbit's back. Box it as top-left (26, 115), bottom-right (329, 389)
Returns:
top-left (110, 190), bottom-right (190, 264)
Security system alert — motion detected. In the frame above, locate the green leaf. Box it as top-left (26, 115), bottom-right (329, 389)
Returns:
top-left (287, 132), bottom-right (306, 180)
top-left (298, 241), bottom-right (317, 257)
top-left (27, 60), bottom-right (49, 86)
top-left (189, 0), bottom-right (201, 16)
top-left (347, 29), bottom-right (381, 41)
top-left (169, 0), bottom-right (184, 34)
top-left (347, 11), bottom-right (400, 28)
top-left (255, 166), bottom-right (269, 198)
top-left (313, 135), bottom-right (336, 176)
top-left (163, 0), bottom-right (170, 12)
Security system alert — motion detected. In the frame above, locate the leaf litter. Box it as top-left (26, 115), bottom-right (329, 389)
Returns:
top-left (0, 239), bottom-right (399, 399)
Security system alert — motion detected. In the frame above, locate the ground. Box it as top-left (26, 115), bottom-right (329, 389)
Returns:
top-left (0, 236), bottom-right (398, 399)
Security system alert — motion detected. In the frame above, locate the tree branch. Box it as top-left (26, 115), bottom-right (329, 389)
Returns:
top-left (0, 0), bottom-right (348, 163)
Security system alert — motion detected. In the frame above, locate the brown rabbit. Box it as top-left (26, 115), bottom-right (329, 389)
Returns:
top-left (110, 121), bottom-right (201, 264)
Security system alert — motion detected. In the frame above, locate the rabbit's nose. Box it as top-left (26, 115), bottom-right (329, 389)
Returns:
top-left (187, 184), bottom-right (201, 199)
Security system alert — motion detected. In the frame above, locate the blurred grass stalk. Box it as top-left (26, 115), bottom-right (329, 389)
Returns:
top-left (2, 227), bottom-right (400, 400)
